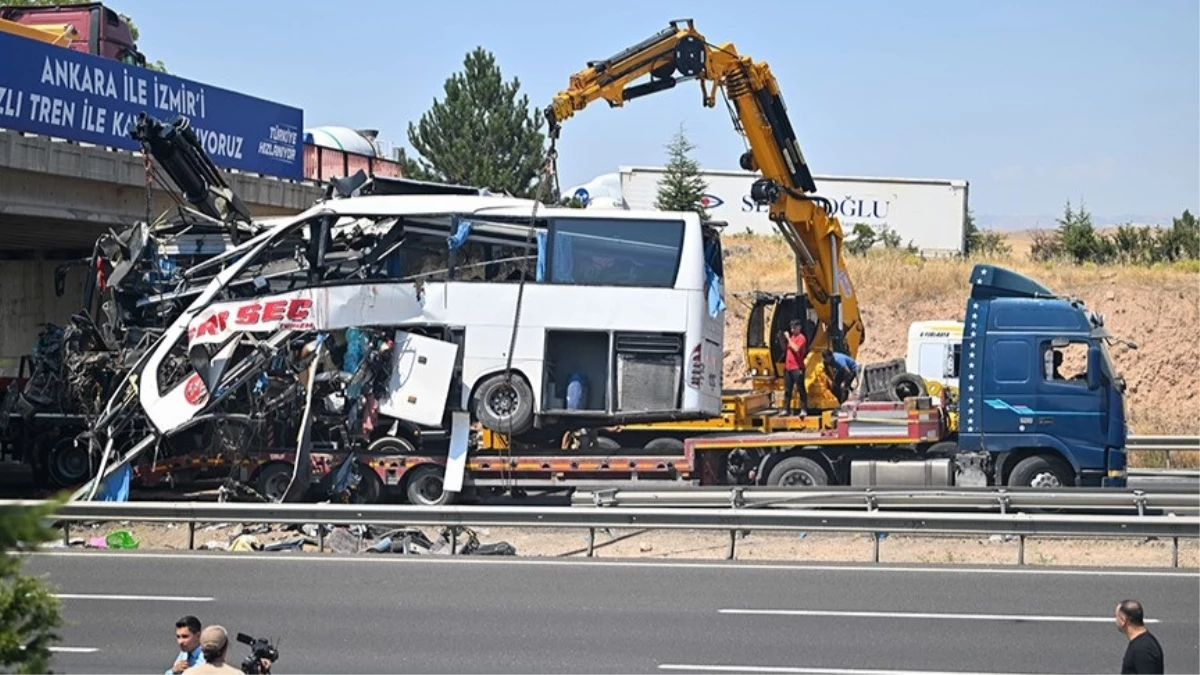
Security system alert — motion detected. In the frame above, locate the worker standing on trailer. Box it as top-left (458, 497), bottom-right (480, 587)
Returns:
top-left (823, 349), bottom-right (859, 404)
top-left (781, 320), bottom-right (809, 416)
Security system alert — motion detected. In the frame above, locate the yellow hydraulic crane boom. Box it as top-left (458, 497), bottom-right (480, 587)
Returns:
top-left (546, 18), bottom-right (864, 405)
top-left (0, 16), bottom-right (77, 47)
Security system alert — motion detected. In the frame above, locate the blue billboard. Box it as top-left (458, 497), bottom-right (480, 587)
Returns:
top-left (0, 31), bottom-right (304, 180)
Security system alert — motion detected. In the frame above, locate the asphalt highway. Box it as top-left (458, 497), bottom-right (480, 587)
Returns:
top-left (22, 550), bottom-right (1200, 674)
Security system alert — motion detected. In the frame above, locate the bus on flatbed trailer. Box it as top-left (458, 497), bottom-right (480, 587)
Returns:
top-left (106, 394), bottom-right (945, 505)
top-left (333, 262), bottom-right (1131, 505)
top-left (24, 262), bottom-right (1130, 506)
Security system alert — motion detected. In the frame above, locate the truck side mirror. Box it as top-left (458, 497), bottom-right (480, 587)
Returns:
top-left (1086, 345), bottom-right (1102, 390)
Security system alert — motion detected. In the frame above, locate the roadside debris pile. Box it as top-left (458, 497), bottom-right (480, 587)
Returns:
top-left (215, 522), bottom-right (518, 555)
top-left (50, 519), bottom-right (517, 556)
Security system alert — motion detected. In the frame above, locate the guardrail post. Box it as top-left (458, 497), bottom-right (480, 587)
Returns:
top-left (61, 522), bottom-right (69, 547)
top-left (872, 533), bottom-right (881, 563)
top-left (450, 527), bottom-right (458, 555)
top-left (587, 528), bottom-right (596, 557)
top-left (318, 527), bottom-right (325, 553)
top-left (1172, 537), bottom-right (1179, 568)
top-left (187, 522), bottom-right (195, 551)
top-left (1017, 535), bottom-right (1026, 565)
top-left (1134, 490), bottom-right (1146, 517)
top-left (727, 530), bottom-right (736, 560)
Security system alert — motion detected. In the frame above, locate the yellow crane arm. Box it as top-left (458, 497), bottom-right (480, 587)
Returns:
top-left (546, 19), bottom-right (865, 374)
top-left (0, 17), bottom-right (77, 47)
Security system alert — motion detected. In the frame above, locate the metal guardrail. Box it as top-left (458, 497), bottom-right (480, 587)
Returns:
top-left (1127, 435), bottom-right (1200, 449)
top-left (1126, 435), bottom-right (1200, 470)
top-left (5, 499), bottom-right (1198, 568)
top-left (569, 487), bottom-right (1200, 514)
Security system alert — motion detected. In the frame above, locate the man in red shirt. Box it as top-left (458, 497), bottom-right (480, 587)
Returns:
top-left (781, 319), bottom-right (809, 416)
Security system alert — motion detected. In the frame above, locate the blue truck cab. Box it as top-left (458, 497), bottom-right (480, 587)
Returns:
top-left (957, 264), bottom-right (1128, 488)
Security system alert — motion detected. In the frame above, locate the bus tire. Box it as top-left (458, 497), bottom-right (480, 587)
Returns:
top-left (368, 436), bottom-right (417, 455)
top-left (474, 373), bottom-right (535, 436)
top-left (765, 455), bottom-right (829, 487)
top-left (405, 464), bottom-right (457, 506)
top-left (644, 437), bottom-right (685, 454)
top-left (887, 373), bottom-right (927, 402)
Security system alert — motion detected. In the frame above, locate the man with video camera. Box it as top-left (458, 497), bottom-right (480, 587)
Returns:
top-left (183, 625), bottom-right (274, 674)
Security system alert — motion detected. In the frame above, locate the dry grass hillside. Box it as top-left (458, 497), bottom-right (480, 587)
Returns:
top-left (719, 232), bottom-right (1200, 437)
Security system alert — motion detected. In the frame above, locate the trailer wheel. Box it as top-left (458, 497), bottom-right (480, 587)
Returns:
top-left (474, 373), bottom-right (535, 437)
top-left (766, 456), bottom-right (829, 487)
top-left (256, 462), bottom-right (297, 502)
top-left (1007, 454), bottom-right (1074, 489)
top-left (354, 462), bottom-right (385, 504)
top-left (405, 464), bottom-right (457, 506)
top-left (48, 437), bottom-right (91, 487)
top-left (887, 373), bottom-right (927, 402)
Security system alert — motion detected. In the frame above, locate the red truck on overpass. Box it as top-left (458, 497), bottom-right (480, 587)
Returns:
top-left (0, 2), bottom-right (146, 66)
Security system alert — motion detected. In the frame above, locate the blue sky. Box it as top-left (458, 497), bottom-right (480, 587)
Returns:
top-left (114, 0), bottom-right (1197, 229)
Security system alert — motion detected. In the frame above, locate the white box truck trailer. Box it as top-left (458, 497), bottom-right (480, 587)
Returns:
top-left (564, 167), bottom-right (969, 257)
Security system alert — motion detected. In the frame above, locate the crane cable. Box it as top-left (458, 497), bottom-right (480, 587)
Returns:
top-left (499, 132), bottom-right (560, 492)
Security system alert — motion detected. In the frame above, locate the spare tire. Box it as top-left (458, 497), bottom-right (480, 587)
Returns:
top-left (887, 373), bottom-right (928, 402)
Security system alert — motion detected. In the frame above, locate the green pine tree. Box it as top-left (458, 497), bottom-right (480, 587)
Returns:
top-left (399, 47), bottom-right (548, 199)
top-left (0, 499), bottom-right (64, 674)
top-left (654, 124), bottom-right (710, 220)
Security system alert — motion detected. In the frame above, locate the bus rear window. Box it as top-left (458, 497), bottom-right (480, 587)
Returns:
top-left (547, 217), bottom-right (684, 288)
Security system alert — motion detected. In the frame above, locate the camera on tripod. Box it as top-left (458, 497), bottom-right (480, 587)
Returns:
top-left (236, 632), bottom-right (279, 674)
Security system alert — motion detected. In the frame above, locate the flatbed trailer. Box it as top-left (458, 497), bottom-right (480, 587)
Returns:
top-left (368, 395), bottom-right (961, 505)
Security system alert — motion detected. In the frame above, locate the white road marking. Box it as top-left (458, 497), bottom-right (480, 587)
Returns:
top-left (27, 550), bottom-right (1199, 578)
top-left (54, 593), bottom-right (214, 602)
top-left (719, 608), bottom-right (1159, 623)
top-left (49, 647), bottom-right (99, 654)
top-left (659, 666), bottom-right (1086, 675)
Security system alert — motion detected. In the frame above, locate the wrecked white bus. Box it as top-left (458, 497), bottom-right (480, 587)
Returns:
top-left (135, 193), bottom-right (727, 458)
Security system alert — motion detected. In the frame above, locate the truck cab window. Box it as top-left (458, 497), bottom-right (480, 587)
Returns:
top-left (1042, 340), bottom-right (1088, 384)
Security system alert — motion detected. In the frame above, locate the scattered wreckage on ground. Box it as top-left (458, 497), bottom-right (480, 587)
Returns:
top-left (1, 111), bottom-right (730, 505)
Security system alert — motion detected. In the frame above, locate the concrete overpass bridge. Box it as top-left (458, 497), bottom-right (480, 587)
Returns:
top-left (0, 128), bottom-right (323, 251)
top-left (0, 129), bottom-right (326, 377)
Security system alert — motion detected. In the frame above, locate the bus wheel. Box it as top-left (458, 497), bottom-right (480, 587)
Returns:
top-left (405, 464), bottom-right (457, 506)
top-left (644, 437), bottom-right (685, 454)
top-left (474, 374), bottom-right (534, 436)
top-left (368, 436), bottom-right (417, 454)
top-left (766, 456), bottom-right (829, 487)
